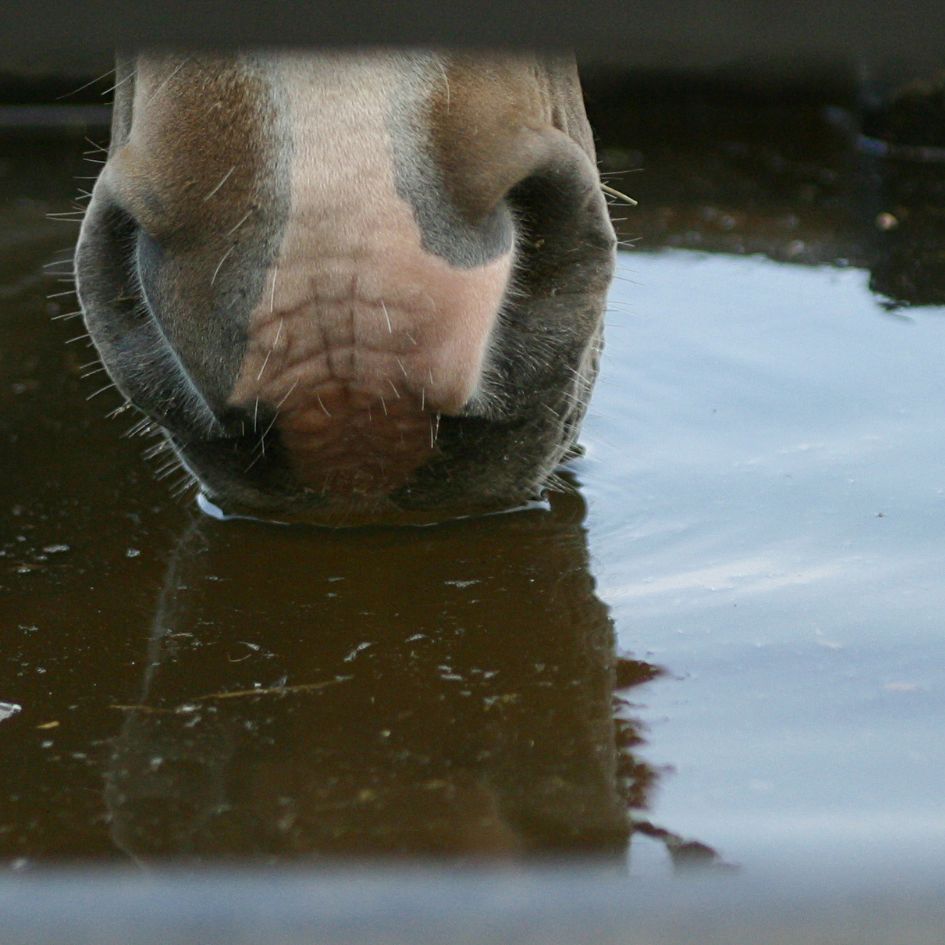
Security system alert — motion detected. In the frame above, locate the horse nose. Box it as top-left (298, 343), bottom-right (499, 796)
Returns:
top-left (75, 53), bottom-right (615, 517)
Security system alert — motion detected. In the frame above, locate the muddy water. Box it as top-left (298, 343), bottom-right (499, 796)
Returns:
top-left (1, 117), bottom-right (944, 880)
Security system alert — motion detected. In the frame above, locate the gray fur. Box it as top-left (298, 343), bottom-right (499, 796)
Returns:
top-left (387, 55), bottom-right (515, 269)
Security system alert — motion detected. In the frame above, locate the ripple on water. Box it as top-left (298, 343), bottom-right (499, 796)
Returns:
top-left (0, 703), bottom-right (22, 724)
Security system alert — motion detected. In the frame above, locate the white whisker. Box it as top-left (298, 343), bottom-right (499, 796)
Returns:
top-left (143, 441), bottom-right (171, 460)
top-left (226, 208), bottom-right (253, 236)
top-left (435, 58), bottom-right (451, 113)
top-left (275, 377), bottom-right (300, 410)
top-left (170, 472), bottom-right (197, 500)
top-left (57, 69), bottom-right (114, 100)
top-left (254, 377), bottom-right (301, 454)
top-left (244, 452), bottom-right (265, 473)
top-left (124, 418), bottom-right (153, 438)
top-left (210, 244), bottom-right (235, 286)
top-left (155, 458), bottom-right (183, 481)
top-left (256, 349), bottom-right (272, 381)
top-left (106, 402), bottom-right (132, 419)
top-left (147, 57), bottom-right (191, 105)
top-left (203, 165), bottom-right (235, 202)
top-left (86, 382), bottom-right (116, 401)
top-left (101, 69), bottom-right (136, 96)
top-left (601, 182), bottom-right (638, 206)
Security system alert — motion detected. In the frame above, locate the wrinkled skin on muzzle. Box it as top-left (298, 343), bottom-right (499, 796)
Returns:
top-left (76, 51), bottom-right (615, 523)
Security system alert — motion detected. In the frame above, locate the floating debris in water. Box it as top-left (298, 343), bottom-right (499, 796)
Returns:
top-left (0, 703), bottom-right (22, 723)
top-left (110, 675), bottom-right (354, 713)
top-left (343, 642), bottom-right (373, 663)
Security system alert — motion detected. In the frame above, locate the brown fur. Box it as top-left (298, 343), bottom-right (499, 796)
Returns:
top-left (428, 54), bottom-right (596, 223)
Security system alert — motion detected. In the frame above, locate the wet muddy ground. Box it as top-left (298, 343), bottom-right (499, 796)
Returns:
top-left (1, 93), bottom-right (944, 884)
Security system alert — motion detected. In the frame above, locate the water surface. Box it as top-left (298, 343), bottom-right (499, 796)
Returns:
top-left (587, 251), bottom-right (945, 876)
top-left (1, 125), bottom-right (944, 887)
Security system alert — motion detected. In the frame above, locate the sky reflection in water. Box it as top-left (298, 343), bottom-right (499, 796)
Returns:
top-left (584, 251), bottom-right (945, 874)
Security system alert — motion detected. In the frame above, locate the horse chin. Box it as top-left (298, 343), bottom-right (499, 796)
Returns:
top-left (164, 421), bottom-right (555, 527)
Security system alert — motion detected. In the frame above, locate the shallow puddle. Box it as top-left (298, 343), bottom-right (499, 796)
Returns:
top-left (1, 120), bottom-right (944, 884)
top-left (587, 251), bottom-right (945, 876)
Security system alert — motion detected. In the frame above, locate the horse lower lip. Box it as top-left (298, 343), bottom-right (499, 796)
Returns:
top-left (166, 402), bottom-right (438, 502)
top-left (194, 485), bottom-right (549, 529)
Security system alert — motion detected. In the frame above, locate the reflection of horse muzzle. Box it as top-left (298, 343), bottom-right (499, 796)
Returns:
top-left (106, 492), bottom-right (649, 861)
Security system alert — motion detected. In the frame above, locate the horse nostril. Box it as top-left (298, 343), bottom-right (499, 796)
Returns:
top-left (76, 194), bottom-right (146, 349)
top-left (76, 190), bottom-right (227, 440)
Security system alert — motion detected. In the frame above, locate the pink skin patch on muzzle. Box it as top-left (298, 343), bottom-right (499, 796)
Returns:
top-left (229, 249), bottom-right (513, 497)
